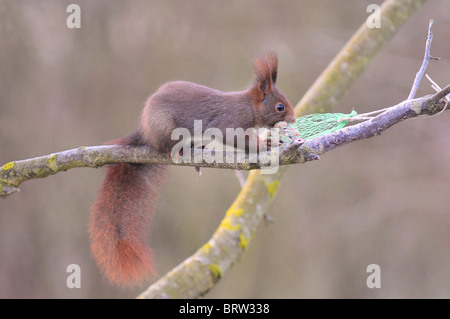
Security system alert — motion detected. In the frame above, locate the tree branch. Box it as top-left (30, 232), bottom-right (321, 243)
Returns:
top-left (2, 86), bottom-right (448, 198)
top-left (408, 19), bottom-right (440, 100)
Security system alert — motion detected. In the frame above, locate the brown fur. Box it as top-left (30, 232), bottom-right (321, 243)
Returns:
top-left (90, 133), bottom-right (167, 286)
top-left (90, 52), bottom-right (295, 286)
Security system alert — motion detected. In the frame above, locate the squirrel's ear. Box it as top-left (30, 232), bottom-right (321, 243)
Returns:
top-left (253, 55), bottom-right (273, 95)
top-left (253, 52), bottom-right (278, 95)
top-left (265, 51), bottom-right (278, 84)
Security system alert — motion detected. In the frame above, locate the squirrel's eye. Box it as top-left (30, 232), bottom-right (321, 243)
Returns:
top-left (276, 103), bottom-right (285, 112)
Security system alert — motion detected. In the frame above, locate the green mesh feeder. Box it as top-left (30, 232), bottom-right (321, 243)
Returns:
top-left (274, 110), bottom-right (358, 145)
top-left (293, 110), bottom-right (357, 140)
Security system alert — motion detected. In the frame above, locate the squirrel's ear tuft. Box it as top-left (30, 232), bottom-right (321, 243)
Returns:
top-left (265, 51), bottom-right (278, 84)
top-left (253, 52), bottom-right (278, 95)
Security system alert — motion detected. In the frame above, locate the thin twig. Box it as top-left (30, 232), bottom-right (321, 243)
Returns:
top-left (345, 107), bottom-right (393, 124)
top-left (426, 74), bottom-right (450, 102)
top-left (408, 19), bottom-right (440, 100)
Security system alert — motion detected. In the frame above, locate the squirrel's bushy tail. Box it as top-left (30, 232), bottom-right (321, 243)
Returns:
top-left (89, 136), bottom-right (167, 285)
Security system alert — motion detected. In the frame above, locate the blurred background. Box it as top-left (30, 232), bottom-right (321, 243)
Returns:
top-left (1, 0), bottom-right (450, 298)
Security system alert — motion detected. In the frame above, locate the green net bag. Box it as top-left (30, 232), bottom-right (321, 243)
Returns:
top-left (275, 110), bottom-right (357, 145)
top-left (293, 110), bottom-right (357, 140)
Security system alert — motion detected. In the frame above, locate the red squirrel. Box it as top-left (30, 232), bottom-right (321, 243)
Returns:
top-left (89, 52), bottom-right (296, 286)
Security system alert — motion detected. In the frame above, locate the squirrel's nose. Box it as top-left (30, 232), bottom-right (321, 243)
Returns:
top-left (287, 114), bottom-right (296, 124)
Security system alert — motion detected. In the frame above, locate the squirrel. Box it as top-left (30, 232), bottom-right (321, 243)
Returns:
top-left (89, 52), bottom-right (296, 286)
